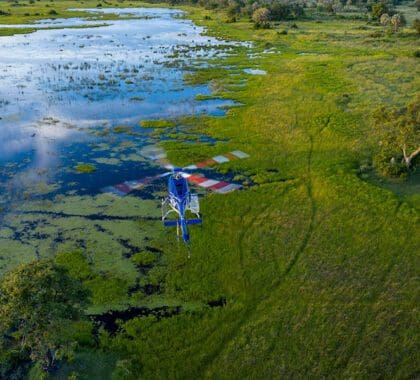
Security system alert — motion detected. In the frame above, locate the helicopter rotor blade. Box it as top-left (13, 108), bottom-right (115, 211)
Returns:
top-left (102, 146), bottom-right (249, 196)
top-left (182, 150), bottom-right (249, 170)
top-left (180, 172), bottom-right (241, 194)
top-left (141, 145), bottom-right (249, 172)
top-left (102, 171), bottom-right (171, 197)
top-left (140, 145), bottom-right (174, 169)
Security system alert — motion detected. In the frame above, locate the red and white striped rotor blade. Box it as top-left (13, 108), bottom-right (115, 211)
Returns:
top-left (183, 150), bottom-right (249, 170)
top-left (102, 171), bottom-right (171, 197)
top-left (180, 172), bottom-right (241, 194)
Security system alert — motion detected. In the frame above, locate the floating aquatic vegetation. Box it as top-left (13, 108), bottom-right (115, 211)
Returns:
top-left (75, 164), bottom-right (97, 173)
top-left (0, 7), bottom-right (250, 280)
top-left (94, 157), bottom-right (121, 165)
top-left (119, 154), bottom-right (144, 162)
top-left (140, 119), bottom-right (177, 129)
top-left (113, 126), bottom-right (133, 134)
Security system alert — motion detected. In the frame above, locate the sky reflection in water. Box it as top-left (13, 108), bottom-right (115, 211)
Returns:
top-left (0, 8), bottom-right (241, 203)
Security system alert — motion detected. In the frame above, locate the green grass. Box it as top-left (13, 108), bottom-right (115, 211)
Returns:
top-left (0, 26), bottom-right (35, 35)
top-left (110, 8), bottom-right (418, 379)
top-left (0, 2), bottom-right (418, 378)
top-left (0, 0), bottom-right (169, 28)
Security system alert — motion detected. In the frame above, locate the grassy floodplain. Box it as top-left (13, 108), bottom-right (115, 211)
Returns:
top-left (0, 0), bottom-right (419, 378)
top-left (0, 0), bottom-right (171, 25)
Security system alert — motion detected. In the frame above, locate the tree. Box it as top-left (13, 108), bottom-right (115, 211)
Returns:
top-left (370, 0), bottom-right (393, 19)
top-left (0, 259), bottom-right (90, 375)
top-left (270, 1), bottom-right (304, 21)
top-left (379, 13), bottom-right (390, 26)
top-left (226, 0), bottom-right (241, 18)
top-left (371, 2), bottom-right (387, 19)
top-left (390, 13), bottom-right (404, 32)
top-left (372, 96), bottom-right (420, 176)
top-left (270, 1), bottom-right (291, 20)
top-left (252, 7), bottom-right (271, 28)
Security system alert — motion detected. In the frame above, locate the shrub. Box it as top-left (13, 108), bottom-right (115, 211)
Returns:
top-left (227, 0), bottom-right (240, 18)
top-left (131, 251), bottom-right (158, 267)
top-left (84, 273), bottom-right (129, 305)
top-left (371, 1), bottom-right (391, 19)
top-left (252, 7), bottom-right (271, 28)
top-left (379, 13), bottom-right (390, 26)
top-left (390, 13), bottom-right (405, 32)
top-left (373, 150), bottom-right (407, 178)
top-left (252, 7), bottom-right (270, 23)
top-left (269, 1), bottom-right (304, 21)
top-left (48, 9), bottom-right (58, 15)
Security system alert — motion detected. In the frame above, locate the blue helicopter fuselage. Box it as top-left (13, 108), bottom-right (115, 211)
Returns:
top-left (167, 170), bottom-right (190, 242)
top-left (162, 168), bottom-right (202, 247)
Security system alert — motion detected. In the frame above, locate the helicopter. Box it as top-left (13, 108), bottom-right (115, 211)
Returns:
top-left (102, 146), bottom-right (249, 250)
top-left (161, 168), bottom-right (202, 246)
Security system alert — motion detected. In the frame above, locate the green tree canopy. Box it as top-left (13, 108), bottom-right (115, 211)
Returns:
top-left (372, 95), bottom-right (420, 176)
top-left (0, 259), bottom-right (90, 375)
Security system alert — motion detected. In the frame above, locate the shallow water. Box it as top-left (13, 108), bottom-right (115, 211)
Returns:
top-left (0, 8), bottom-right (239, 199)
top-left (0, 8), bottom-right (244, 274)
top-left (243, 68), bottom-right (266, 75)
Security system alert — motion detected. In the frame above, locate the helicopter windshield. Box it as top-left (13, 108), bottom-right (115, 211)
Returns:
top-left (176, 182), bottom-right (185, 195)
top-left (171, 176), bottom-right (187, 198)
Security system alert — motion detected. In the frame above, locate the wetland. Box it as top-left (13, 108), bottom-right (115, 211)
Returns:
top-left (0, 1), bottom-right (418, 378)
top-left (0, 7), bottom-right (246, 275)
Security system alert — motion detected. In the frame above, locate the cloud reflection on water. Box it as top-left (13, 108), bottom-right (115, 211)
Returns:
top-left (0, 7), bottom-right (241, 196)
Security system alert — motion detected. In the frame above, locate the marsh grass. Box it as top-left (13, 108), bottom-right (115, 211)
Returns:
top-left (114, 7), bottom-right (419, 379)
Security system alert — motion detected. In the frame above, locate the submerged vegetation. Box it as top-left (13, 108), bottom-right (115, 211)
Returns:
top-left (0, 0), bottom-right (419, 378)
